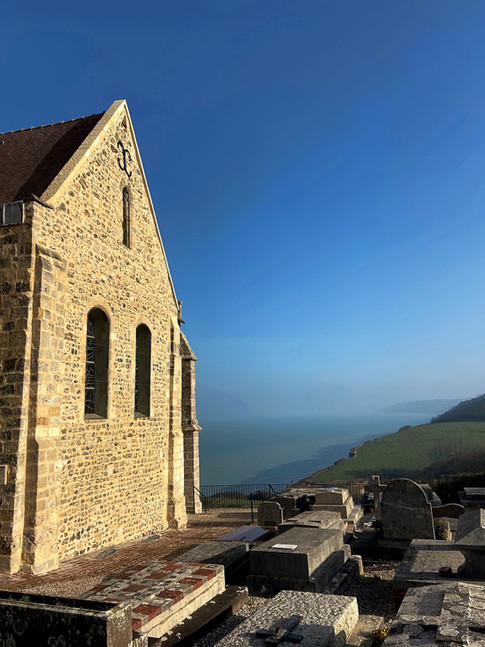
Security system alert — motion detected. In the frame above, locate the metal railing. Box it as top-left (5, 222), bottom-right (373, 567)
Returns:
top-left (194, 481), bottom-right (365, 512)
top-left (196, 483), bottom-right (290, 511)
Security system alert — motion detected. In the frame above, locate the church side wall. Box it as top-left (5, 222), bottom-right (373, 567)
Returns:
top-left (29, 111), bottom-right (187, 563)
top-left (0, 215), bottom-right (34, 572)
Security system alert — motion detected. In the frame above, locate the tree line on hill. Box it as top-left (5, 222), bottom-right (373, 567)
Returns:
top-left (430, 393), bottom-right (485, 423)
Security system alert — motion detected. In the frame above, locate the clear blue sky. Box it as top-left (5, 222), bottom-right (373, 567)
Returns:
top-left (4, 1), bottom-right (485, 418)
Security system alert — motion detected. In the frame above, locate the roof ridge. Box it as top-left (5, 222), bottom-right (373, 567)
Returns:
top-left (0, 112), bottom-right (105, 136)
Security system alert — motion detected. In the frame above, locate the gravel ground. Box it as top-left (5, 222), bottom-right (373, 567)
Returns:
top-left (193, 560), bottom-right (398, 646)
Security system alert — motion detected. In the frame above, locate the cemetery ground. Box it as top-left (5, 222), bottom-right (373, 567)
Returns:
top-left (0, 508), bottom-right (398, 645)
top-left (310, 421), bottom-right (485, 482)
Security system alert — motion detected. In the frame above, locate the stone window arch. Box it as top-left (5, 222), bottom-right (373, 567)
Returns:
top-left (122, 186), bottom-right (131, 247)
top-left (135, 324), bottom-right (151, 417)
top-left (85, 308), bottom-right (110, 418)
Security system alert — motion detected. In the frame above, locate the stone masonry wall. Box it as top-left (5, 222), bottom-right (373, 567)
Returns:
top-left (18, 105), bottom-right (189, 568)
top-left (0, 214), bottom-right (34, 572)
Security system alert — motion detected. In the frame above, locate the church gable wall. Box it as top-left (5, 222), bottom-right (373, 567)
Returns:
top-left (24, 107), bottom-right (187, 565)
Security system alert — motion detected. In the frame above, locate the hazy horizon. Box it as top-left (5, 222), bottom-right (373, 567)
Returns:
top-left (4, 2), bottom-right (485, 417)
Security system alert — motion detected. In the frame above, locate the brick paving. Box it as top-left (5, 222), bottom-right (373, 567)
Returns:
top-left (0, 509), bottom-right (252, 599)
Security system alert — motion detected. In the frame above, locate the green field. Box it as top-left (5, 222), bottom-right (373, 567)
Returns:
top-left (310, 421), bottom-right (485, 483)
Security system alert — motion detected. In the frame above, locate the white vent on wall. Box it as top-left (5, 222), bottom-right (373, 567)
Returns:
top-left (0, 201), bottom-right (23, 226)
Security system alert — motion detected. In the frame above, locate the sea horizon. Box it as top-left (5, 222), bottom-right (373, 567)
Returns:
top-left (198, 412), bottom-right (432, 486)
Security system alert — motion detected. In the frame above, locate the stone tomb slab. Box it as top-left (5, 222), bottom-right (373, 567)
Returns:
top-left (217, 525), bottom-right (271, 542)
top-left (279, 510), bottom-right (344, 534)
top-left (214, 590), bottom-right (359, 647)
top-left (394, 539), bottom-right (466, 592)
top-left (248, 526), bottom-right (348, 594)
top-left (386, 582), bottom-right (485, 646)
top-left (0, 590), bottom-right (132, 647)
top-left (82, 559), bottom-right (224, 639)
top-left (177, 540), bottom-right (249, 584)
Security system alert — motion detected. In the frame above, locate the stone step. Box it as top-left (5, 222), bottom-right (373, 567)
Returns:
top-left (147, 585), bottom-right (249, 646)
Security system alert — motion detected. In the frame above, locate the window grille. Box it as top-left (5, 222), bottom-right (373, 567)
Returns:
top-left (122, 188), bottom-right (130, 247)
top-left (135, 324), bottom-right (151, 417)
top-left (85, 308), bottom-right (109, 417)
top-left (0, 201), bottom-right (23, 226)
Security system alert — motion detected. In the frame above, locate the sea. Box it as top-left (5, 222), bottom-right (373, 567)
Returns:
top-left (198, 412), bottom-right (431, 485)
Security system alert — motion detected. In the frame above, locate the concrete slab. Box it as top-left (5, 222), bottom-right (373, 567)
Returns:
top-left (177, 540), bottom-right (249, 584)
top-left (312, 499), bottom-right (354, 519)
top-left (394, 539), bottom-right (465, 592)
top-left (248, 527), bottom-right (349, 594)
top-left (216, 525), bottom-right (270, 542)
top-left (250, 527), bottom-right (343, 580)
top-left (214, 590), bottom-right (359, 647)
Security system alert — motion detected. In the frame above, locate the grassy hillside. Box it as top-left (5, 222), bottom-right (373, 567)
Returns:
top-left (310, 421), bottom-right (485, 483)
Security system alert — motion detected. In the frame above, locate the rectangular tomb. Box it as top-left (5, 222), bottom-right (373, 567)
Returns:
top-left (83, 559), bottom-right (225, 639)
top-left (214, 590), bottom-right (358, 647)
top-left (279, 510), bottom-right (344, 534)
top-left (0, 590), bottom-right (132, 647)
top-left (248, 526), bottom-right (349, 594)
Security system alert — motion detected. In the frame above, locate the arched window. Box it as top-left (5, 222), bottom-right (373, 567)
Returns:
top-left (135, 324), bottom-right (151, 417)
top-left (122, 187), bottom-right (131, 247)
top-left (85, 308), bottom-right (109, 417)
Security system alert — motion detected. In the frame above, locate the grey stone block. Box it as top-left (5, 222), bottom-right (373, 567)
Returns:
top-left (214, 590), bottom-right (359, 647)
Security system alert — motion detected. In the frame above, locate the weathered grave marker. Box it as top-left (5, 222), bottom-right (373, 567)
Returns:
top-left (381, 478), bottom-right (435, 543)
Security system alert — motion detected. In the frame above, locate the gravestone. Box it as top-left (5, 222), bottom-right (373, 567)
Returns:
top-left (214, 590), bottom-right (359, 647)
top-left (271, 493), bottom-right (310, 519)
top-left (258, 501), bottom-right (284, 527)
top-left (381, 478), bottom-right (435, 543)
top-left (459, 487), bottom-right (485, 510)
top-left (365, 475), bottom-right (387, 517)
top-left (454, 508), bottom-right (485, 579)
top-left (247, 526), bottom-right (350, 594)
top-left (432, 503), bottom-right (465, 519)
top-left (385, 582), bottom-right (485, 646)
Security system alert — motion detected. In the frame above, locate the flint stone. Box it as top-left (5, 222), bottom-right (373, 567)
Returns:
top-left (214, 590), bottom-right (359, 647)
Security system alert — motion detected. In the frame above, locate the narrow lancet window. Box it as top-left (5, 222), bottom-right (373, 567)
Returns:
top-left (135, 324), bottom-right (151, 417)
top-left (122, 187), bottom-right (131, 247)
top-left (85, 308), bottom-right (109, 417)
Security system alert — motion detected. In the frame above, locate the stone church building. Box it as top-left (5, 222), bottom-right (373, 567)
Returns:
top-left (0, 100), bottom-right (201, 574)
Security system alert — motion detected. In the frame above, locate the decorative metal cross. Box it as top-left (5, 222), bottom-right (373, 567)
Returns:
top-left (256, 614), bottom-right (304, 645)
top-left (117, 140), bottom-right (132, 178)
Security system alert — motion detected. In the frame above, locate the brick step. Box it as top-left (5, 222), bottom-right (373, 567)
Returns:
top-left (147, 585), bottom-right (249, 646)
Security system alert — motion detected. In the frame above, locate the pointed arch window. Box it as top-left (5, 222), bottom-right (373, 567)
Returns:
top-left (122, 187), bottom-right (131, 247)
top-left (85, 308), bottom-right (109, 418)
top-left (135, 324), bottom-right (151, 417)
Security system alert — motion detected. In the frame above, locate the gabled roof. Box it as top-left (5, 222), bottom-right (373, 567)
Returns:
top-left (0, 113), bottom-right (104, 203)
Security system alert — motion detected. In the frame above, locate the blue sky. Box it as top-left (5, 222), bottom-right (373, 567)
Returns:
top-left (4, 1), bottom-right (485, 418)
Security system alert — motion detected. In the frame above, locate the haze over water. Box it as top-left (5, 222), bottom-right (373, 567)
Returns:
top-left (199, 412), bottom-right (430, 485)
